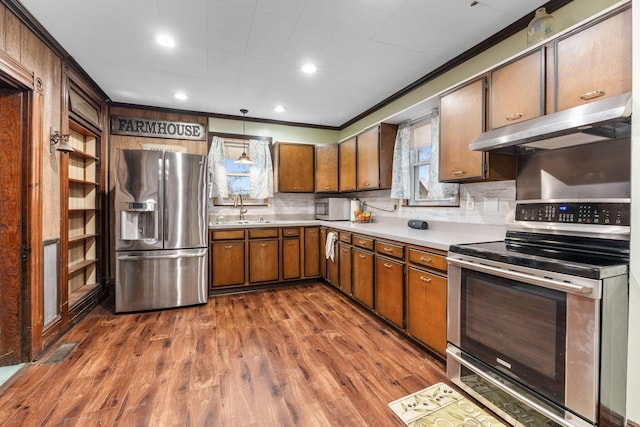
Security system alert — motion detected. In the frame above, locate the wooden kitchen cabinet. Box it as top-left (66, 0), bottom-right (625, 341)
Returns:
top-left (407, 267), bottom-right (447, 356)
top-left (490, 49), bottom-right (544, 129)
top-left (282, 227), bottom-right (301, 280)
top-left (249, 228), bottom-right (279, 283)
top-left (304, 227), bottom-right (320, 277)
top-left (352, 245), bottom-right (374, 309)
top-left (320, 227), bottom-right (328, 280)
top-left (375, 255), bottom-right (404, 328)
top-left (274, 142), bottom-right (315, 193)
top-left (326, 229), bottom-right (340, 287)
top-left (440, 77), bottom-right (516, 183)
top-left (339, 137), bottom-right (356, 192)
top-left (209, 229), bottom-right (246, 289)
top-left (356, 123), bottom-right (397, 190)
top-left (554, 6), bottom-right (631, 112)
top-left (338, 242), bottom-right (352, 294)
top-left (315, 144), bottom-right (339, 193)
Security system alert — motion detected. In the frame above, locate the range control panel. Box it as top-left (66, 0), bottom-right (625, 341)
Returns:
top-left (515, 202), bottom-right (630, 226)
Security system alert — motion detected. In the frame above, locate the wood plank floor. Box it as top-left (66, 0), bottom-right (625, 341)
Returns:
top-left (0, 282), bottom-right (450, 426)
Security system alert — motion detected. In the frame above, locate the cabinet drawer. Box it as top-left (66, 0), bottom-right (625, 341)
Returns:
top-left (249, 228), bottom-right (279, 239)
top-left (282, 227), bottom-right (300, 237)
top-left (339, 232), bottom-right (352, 244)
top-left (353, 235), bottom-right (374, 250)
top-left (408, 248), bottom-right (447, 272)
top-left (211, 230), bottom-right (245, 240)
top-left (376, 241), bottom-right (404, 260)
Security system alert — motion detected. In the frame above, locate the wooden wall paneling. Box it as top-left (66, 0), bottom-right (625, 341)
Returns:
top-left (2, 7), bottom-right (21, 59)
top-left (0, 4), bottom-right (5, 51)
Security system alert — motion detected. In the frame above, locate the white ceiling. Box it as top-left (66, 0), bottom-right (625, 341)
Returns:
top-left (19, 0), bottom-right (549, 127)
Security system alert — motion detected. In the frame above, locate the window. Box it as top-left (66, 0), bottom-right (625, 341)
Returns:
top-left (406, 113), bottom-right (459, 207)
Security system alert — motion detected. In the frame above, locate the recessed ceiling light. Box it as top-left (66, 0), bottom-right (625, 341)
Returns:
top-left (302, 63), bottom-right (317, 74)
top-left (174, 92), bottom-right (188, 100)
top-left (156, 34), bottom-right (176, 48)
top-left (274, 105), bottom-right (285, 113)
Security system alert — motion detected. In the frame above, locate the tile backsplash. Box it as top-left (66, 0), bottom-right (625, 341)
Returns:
top-left (209, 180), bottom-right (515, 226)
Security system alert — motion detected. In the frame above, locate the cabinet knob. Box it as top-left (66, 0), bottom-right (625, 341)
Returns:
top-left (506, 113), bottom-right (524, 121)
top-left (419, 275), bottom-right (432, 283)
top-left (580, 89), bottom-right (605, 100)
top-left (453, 170), bottom-right (466, 176)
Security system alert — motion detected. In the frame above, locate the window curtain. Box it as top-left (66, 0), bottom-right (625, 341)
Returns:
top-left (207, 136), bottom-right (228, 199)
top-left (390, 120), bottom-right (411, 199)
top-left (249, 139), bottom-right (274, 199)
top-left (426, 109), bottom-right (459, 200)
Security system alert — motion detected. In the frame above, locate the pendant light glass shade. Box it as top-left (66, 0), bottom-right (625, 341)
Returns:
top-left (234, 109), bottom-right (254, 164)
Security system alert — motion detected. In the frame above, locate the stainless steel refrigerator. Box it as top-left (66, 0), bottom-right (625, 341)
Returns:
top-left (115, 149), bottom-right (208, 313)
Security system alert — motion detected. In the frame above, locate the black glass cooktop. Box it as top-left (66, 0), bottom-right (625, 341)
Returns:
top-left (449, 232), bottom-right (629, 279)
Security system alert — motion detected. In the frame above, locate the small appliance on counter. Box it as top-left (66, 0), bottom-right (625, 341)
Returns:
top-left (315, 197), bottom-right (350, 221)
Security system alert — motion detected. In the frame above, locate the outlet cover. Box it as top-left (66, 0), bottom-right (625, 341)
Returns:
top-left (466, 195), bottom-right (475, 210)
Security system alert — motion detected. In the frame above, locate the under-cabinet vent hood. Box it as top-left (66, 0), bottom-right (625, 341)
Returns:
top-left (470, 92), bottom-right (632, 153)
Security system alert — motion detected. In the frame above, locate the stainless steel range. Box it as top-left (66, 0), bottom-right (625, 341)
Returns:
top-left (447, 199), bottom-right (629, 427)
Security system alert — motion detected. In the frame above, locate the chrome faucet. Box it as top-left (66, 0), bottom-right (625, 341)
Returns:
top-left (233, 194), bottom-right (248, 221)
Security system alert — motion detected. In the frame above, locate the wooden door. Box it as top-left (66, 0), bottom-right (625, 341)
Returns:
top-left (352, 248), bottom-right (374, 308)
top-left (276, 143), bottom-right (315, 192)
top-left (282, 238), bottom-right (301, 280)
top-left (304, 227), bottom-right (320, 277)
top-left (211, 241), bottom-right (245, 287)
top-left (0, 87), bottom-right (25, 366)
top-left (338, 242), bottom-right (352, 294)
top-left (407, 267), bottom-right (447, 356)
top-left (356, 126), bottom-right (379, 190)
top-left (315, 144), bottom-right (338, 192)
top-left (439, 77), bottom-right (486, 182)
top-left (249, 239), bottom-right (279, 283)
top-left (339, 137), bottom-right (356, 192)
top-left (555, 7), bottom-right (631, 112)
top-left (375, 256), bottom-right (404, 328)
top-left (491, 49), bottom-right (544, 129)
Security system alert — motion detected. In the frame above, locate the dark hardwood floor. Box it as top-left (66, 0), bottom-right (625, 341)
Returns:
top-left (0, 282), bottom-right (449, 426)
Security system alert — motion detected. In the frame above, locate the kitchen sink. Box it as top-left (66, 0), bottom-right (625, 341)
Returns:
top-left (234, 220), bottom-right (273, 224)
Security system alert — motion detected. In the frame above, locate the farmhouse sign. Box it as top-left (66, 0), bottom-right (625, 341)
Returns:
top-left (111, 116), bottom-right (205, 141)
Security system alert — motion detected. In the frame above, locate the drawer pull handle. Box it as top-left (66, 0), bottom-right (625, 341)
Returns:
top-left (453, 170), bottom-right (465, 176)
top-left (358, 254), bottom-right (366, 259)
top-left (580, 90), bottom-right (605, 100)
top-left (287, 241), bottom-right (295, 246)
top-left (420, 256), bottom-right (432, 263)
top-left (419, 276), bottom-right (432, 283)
top-left (383, 247), bottom-right (393, 252)
top-left (261, 243), bottom-right (269, 247)
top-left (506, 113), bottom-right (524, 121)
top-left (224, 245), bottom-right (233, 249)
top-left (383, 263), bottom-right (393, 269)
top-left (342, 249), bottom-right (349, 253)
top-left (359, 240), bottom-right (366, 244)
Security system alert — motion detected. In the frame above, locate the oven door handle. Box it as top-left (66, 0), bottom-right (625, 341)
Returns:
top-left (446, 347), bottom-right (578, 427)
top-left (447, 257), bottom-right (593, 294)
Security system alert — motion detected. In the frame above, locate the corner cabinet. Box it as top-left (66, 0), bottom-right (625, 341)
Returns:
top-left (274, 142), bottom-right (315, 193)
top-left (65, 127), bottom-right (101, 307)
top-left (439, 77), bottom-right (516, 183)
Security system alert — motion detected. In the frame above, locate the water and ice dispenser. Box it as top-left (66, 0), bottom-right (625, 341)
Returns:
top-left (119, 201), bottom-right (158, 241)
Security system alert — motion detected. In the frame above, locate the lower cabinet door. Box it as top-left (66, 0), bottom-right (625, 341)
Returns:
top-left (352, 248), bottom-right (374, 308)
top-left (249, 239), bottom-right (279, 283)
top-left (375, 256), bottom-right (404, 328)
top-left (211, 241), bottom-right (245, 287)
top-left (283, 238), bottom-right (301, 280)
top-left (407, 267), bottom-right (447, 356)
top-left (338, 243), bottom-right (352, 294)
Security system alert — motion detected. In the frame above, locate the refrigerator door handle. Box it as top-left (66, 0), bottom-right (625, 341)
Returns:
top-left (117, 249), bottom-right (207, 261)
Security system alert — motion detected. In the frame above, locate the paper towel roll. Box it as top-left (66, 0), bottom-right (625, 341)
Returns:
top-left (350, 199), bottom-right (360, 222)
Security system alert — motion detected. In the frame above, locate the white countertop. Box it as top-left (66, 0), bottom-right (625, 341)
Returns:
top-left (210, 217), bottom-right (505, 251)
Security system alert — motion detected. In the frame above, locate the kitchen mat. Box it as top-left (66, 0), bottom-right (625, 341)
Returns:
top-left (388, 382), bottom-right (506, 427)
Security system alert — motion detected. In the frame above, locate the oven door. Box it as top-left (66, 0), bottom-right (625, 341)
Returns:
top-left (447, 254), bottom-right (601, 427)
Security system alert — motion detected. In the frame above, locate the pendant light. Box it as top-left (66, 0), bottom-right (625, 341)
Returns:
top-left (234, 108), bottom-right (254, 164)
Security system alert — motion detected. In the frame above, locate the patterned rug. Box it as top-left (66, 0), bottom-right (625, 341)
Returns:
top-left (388, 382), bottom-right (507, 427)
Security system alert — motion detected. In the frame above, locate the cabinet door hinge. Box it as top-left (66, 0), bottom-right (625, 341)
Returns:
top-left (21, 246), bottom-right (31, 261)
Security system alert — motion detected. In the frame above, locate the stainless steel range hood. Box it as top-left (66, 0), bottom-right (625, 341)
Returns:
top-left (470, 92), bottom-right (632, 153)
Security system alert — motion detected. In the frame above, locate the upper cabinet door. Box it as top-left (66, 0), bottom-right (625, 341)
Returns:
top-left (356, 126), bottom-right (379, 190)
top-left (274, 142), bottom-right (315, 193)
top-left (554, 6), bottom-right (631, 112)
top-left (315, 144), bottom-right (339, 193)
top-left (339, 137), bottom-right (356, 192)
top-left (439, 77), bottom-right (486, 182)
top-left (490, 49), bottom-right (544, 130)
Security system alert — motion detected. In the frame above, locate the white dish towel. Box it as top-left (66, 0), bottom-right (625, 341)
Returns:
top-left (325, 232), bottom-right (337, 261)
